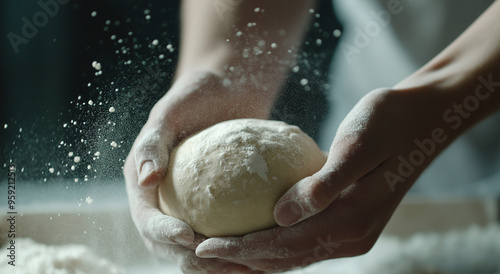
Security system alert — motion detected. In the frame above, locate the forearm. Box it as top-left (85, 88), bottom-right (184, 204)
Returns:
top-left (176, 0), bottom-right (316, 96)
top-left (395, 0), bottom-right (500, 137)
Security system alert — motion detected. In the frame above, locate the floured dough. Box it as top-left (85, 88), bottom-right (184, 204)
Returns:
top-left (158, 119), bottom-right (326, 237)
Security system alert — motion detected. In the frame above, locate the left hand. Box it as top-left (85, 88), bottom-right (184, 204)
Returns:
top-left (124, 71), bottom-right (274, 273)
top-left (194, 87), bottom-right (455, 272)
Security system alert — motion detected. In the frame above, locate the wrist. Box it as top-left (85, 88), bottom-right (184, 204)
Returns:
top-left (151, 70), bottom-right (278, 140)
top-left (176, 46), bottom-right (291, 98)
top-left (394, 64), bottom-right (500, 140)
top-left (175, 43), bottom-right (233, 80)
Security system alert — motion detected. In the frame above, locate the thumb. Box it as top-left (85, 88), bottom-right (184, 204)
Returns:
top-left (274, 143), bottom-right (384, 226)
top-left (134, 127), bottom-right (174, 188)
top-left (273, 168), bottom-right (342, 227)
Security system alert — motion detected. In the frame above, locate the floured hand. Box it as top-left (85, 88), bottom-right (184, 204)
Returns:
top-left (124, 151), bottom-right (259, 273)
top-left (124, 71), bottom-right (275, 273)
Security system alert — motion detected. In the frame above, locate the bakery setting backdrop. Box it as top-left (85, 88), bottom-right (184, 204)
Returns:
top-left (0, 0), bottom-right (499, 273)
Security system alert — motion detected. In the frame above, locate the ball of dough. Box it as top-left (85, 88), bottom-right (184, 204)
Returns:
top-left (158, 119), bottom-right (326, 237)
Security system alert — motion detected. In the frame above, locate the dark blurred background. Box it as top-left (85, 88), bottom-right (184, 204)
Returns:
top-left (0, 0), bottom-right (341, 184)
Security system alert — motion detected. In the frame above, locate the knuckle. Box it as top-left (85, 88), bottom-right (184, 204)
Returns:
top-left (136, 128), bottom-right (165, 151)
top-left (369, 87), bottom-right (393, 98)
top-left (134, 128), bottom-right (171, 165)
top-left (303, 177), bottom-right (330, 211)
top-left (363, 88), bottom-right (393, 105)
top-left (143, 215), bottom-right (166, 241)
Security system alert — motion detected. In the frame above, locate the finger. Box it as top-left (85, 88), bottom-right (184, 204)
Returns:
top-left (143, 212), bottom-right (195, 245)
top-left (274, 150), bottom-right (386, 227)
top-left (134, 127), bottom-right (175, 187)
top-left (151, 243), bottom-right (261, 274)
top-left (196, 237), bottom-right (276, 261)
top-left (125, 154), bottom-right (195, 245)
top-left (274, 102), bottom-right (392, 226)
top-left (195, 226), bottom-right (316, 260)
top-left (195, 232), bottom-right (343, 263)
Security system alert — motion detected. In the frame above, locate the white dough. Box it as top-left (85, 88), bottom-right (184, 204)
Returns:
top-left (158, 119), bottom-right (326, 237)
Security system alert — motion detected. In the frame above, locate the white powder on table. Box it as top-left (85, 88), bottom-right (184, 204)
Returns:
top-left (0, 238), bottom-right (122, 274)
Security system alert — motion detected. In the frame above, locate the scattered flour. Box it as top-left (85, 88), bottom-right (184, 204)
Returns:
top-left (91, 61), bottom-right (101, 71)
top-left (333, 29), bottom-right (342, 37)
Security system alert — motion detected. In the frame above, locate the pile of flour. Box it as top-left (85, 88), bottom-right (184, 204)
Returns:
top-left (0, 238), bottom-right (122, 274)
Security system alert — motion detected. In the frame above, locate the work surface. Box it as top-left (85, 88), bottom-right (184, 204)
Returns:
top-left (0, 181), bottom-right (498, 273)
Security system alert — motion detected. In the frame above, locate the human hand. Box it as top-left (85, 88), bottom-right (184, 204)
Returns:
top-left (124, 152), bottom-right (263, 273)
top-left (195, 87), bottom-right (456, 272)
top-left (124, 71), bottom-right (274, 273)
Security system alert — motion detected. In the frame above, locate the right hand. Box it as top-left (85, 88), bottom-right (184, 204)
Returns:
top-left (124, 70), bottom-right (272, 273)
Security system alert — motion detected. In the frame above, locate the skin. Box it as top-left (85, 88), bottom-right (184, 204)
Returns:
top-left (124, 0), bottom-right (500, 272)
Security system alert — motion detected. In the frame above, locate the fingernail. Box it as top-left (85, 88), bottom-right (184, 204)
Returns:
top-left (139, 161), bottom-right (155, 185)
top-left (196, 251), bottom-right (217, 258)
top-left (275, 200), bottom-right (303, 226)
top-left (174, 236), bottom-right (192, 246)
top-left (196, 248), bottom-right (217, 258)
top-left (196, 239), bottom-right (223, 258)
top-left (141, 160), bottom-right (155, 174)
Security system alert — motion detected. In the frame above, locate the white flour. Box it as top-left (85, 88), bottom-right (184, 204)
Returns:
top-left (0, 238), bottom-right (122, 274)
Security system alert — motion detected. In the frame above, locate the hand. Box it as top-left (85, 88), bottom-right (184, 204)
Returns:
top-left (125, 155), bottom-right (255, 273)
top-left (195, 88), bottom-right (456, 272)
top-left (124, 71), bottom-right (273, 273)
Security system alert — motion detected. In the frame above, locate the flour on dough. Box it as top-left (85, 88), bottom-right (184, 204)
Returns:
top-left (158, 119), bottom-right (326, 237)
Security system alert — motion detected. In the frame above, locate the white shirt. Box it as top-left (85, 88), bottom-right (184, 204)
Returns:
top-left (319, 0), bottom-right (500, 195)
